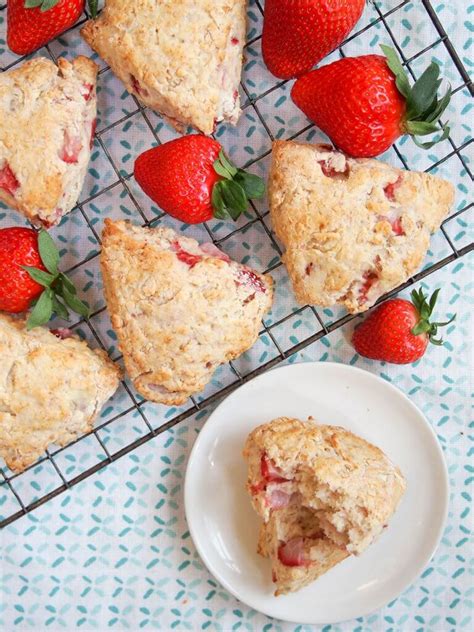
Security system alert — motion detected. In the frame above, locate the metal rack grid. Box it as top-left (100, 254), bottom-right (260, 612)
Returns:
top-left (0, 0), bottom-right (472, 528)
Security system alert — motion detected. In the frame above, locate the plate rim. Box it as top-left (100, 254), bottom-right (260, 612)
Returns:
top-left (184, 361), bottom-right (449, 625)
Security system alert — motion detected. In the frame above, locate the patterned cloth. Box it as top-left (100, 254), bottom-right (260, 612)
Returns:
top-left (0, 0), bottom-right (472, 630)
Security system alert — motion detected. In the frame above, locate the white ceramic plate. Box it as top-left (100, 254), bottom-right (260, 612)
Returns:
top-left (184, 362), bottom-right (448, 624)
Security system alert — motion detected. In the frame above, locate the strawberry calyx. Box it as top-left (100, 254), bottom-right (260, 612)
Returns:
top-left (211, 151), bottom-right (265, 221)
top-left (410, 288), bottom-right (455, 346)
top-left (24, 0), bottom-right (98, 18)
top-left (381, 45), bottom-right (451, 149)
top-left (22, 230), bottom-right (90, 330)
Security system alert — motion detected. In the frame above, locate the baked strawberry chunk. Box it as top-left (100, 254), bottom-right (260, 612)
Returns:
top-left (171, 241), bottom-right (203, 268)
top-left (59, 130), bottom-right (83, 164)
top-left (267, 487), bottom-right (292, 509)
top-left (359, 270), bottom-right (379, 304)
top-left (384, 175), bottom-right (403, 202)
top-left (237, 268), bottom-right (268, 293)
top-left (278, 537), bottom-right (311, 567)
top-left (82, 82), bottom-right (94, 101)
top-left (261, 453), bottom-right (288, 482)
top-left (0, 163), bottom-right (20, 197)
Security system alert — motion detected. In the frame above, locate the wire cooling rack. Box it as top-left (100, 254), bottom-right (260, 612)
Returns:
top-left (0, 0), bottom-right (472, 528)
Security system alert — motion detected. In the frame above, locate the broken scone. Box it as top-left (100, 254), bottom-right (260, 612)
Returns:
top-left (269, 141), bottom-right (454, 313)
top-left (0, 56), bottom-right (98, 227)
top-left (81, 0), bottom-right (246, 134)
top-left (100, 219), bottom-right (273, 405)
top-left (0, 315), bottom-right (121, 473)
top-left (243, 417), bottom-right (406, 595)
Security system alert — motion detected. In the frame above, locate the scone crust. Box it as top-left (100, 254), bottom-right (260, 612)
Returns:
top-left (81, 0), bottom-right (246, 134)
top-left (269, 140), bottom-right (454, 313)
top-left (0, 56), bottom-right (98, 227)
top-left (244, 417), bottom-right (406, 555)
top-left (0, 314), bottom-right (121, 473)
top-left (100, 219), bottom-right (273, 405)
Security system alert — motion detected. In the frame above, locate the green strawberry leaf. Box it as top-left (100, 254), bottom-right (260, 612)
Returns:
top-left (60, 285), bottom-right (90, 318)
top-left (213, 151), bottom-right (237, 180)
top-left (27, 289), bottom-right (54, 330)
top-left (410, 288), bottom-right (455, 344)
top-left (380, 44), bottom-right (411, 99)
top-left (23, 266), bottom-right (56, 287)
top-left (58, 273), bottom-right (77, 295)
top-left (52, 296), bottom-right (70, 321)
top-left (219, 180), bottom-right (248, 219)
top-left (88, 0), bottom-right (99, 18)
top-left (234, 170), bottom-right (266, 199)
top-left (38, 229), bottom-right (60, 274)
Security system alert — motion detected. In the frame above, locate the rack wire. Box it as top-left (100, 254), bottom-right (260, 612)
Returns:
top-left (0, 0), bottom-right (472, 528)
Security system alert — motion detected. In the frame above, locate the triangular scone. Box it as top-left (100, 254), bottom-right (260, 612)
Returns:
top-left (0, 56), bottom-right (98, 227)
top-left (0, 315), bottom-right (121, 473)
top-left (244, 418), bottom-right (406, 594)
top-left (100, 219), bottom-right (273, 405)
top-left (257, 505), bottom-right (349, 596)
top-left (81, 0), bottom-right (246, 134)
top-left (269, 141), bottom-right (454, 313)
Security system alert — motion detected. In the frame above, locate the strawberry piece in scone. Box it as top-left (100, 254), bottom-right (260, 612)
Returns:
top-left (0, 56), bottom-right (98, 227)
top-left (100, 219), bottom-right (274, 405)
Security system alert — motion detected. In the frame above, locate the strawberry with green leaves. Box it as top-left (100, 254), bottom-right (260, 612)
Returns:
top-left (0, 227), bottom-right (89, 329)
top-left (292, 45), bottom-right (451, 157)
top-left (7, 0), bottom-right (98, 56)
top-left (134, 135), bottom-right (265, 225)
top-left (352, 288), bottom-right (455, 364)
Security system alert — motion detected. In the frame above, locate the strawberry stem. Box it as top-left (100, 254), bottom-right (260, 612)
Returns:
top-left (211, 150), bottom-right (265, 221)
top-left (410, 288), bottom-right (455, 346)
top-left (23, 230), bottom-right (90, 329)
top-left (381, 45), bottom-right (451, 149)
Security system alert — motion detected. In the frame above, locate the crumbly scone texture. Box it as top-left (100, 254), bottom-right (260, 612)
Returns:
top-left (0, 314), bottom-right (121, 473)
top-left (258, 505), bottom-right (349, 596)
top-left (81, 0), bottom-right (246, 134)
top-left (243, 417), bottom-right (406, 556)
top-left (0, 56), bottom-right (98, 227)
top-left (100, 219), bottom-right (273, 405)
top-left (269, 140), bottom-right (454, 313)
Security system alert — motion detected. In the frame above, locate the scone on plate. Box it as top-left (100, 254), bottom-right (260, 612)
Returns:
top-left (0, 56), bottom-right (98, 227)
top-left (0, 315), bottom-right (121, 473)
top-left (243, 417), bottom-right (406, 595)
top-left (269, 140), bottom-right (454, 313)
top-left (100, 219), bottom-right (273, 405)
top-left (81, 0), bottom-right (246, 135)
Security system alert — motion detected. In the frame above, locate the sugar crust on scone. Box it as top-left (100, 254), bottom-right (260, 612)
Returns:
top-left (100, 219), bottom-right (273, 405)
top-left (81, 0), bottom-right (246, 135)
top-left (269, 140), bottom-right (454, 313)
top-left (0, 56), bottom-right (98, 227)
top-left (0, 314), bottom-right (121, 473)
top-left (244, 417), bottom-right (406, 556)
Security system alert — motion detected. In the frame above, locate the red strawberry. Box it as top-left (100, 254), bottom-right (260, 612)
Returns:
top-left (134, 135), bottom-right (265, 225)
top-left (0, 228), bottom-right (46, 313)
top-left (262, 0), bottom-right (365, 79)
top-left (7, 0), bottom-right (97, 56)
top-left (352, 289), bottom-right (455, 364)
top-left (292, 46), bottom-right (451, 157)
top-left (0, 227), bottom-right (90, 328)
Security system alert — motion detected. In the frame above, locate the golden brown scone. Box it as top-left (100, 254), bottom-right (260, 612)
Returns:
top-left (244, 417), bottom-right (406, 556)
top-left (269, 140), bottom-right (454, 313)
top-left (100, 219), bottom-right (273, 405)
top-left (81, 0), bottom-right (246, 134)
top-left (0, 56), bottom-right (98, 227)
top-left (0, 315), bottom-right (121, 473)
top-left (258, 505), bottom-right (349, 596)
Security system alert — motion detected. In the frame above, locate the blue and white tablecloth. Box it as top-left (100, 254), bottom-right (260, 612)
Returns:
top-left (0, 1), bottom-right (472, 630)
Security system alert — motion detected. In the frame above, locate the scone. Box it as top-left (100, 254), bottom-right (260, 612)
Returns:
top-left (100, 219), bottom-right (273, 404)
top-left (269, 140), bottom-right (454, 313)
top-left (81, 0), bottom-right (246, 135)
top-left (243, 417), bottom-right (406, 594)
top-left (258, 505), bottom-right (349, 596)
top-left (0, 315), bottom-right (121, 473)
top-left (0, 56), bottom-right (98, 227)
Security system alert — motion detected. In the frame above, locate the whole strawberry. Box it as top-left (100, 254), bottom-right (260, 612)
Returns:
top-left (7, 0), bottom-right (97, 56)
top-left (352, 289), bottom-right (455, 364)
top-left (134, 135), bottom-right (265, 224)
top-left (262, 0), bottom-right (365, 79)
top-left (292, 45), bottom-right (451, 157)
top-left (0, 227), bottom-right (89, 329)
